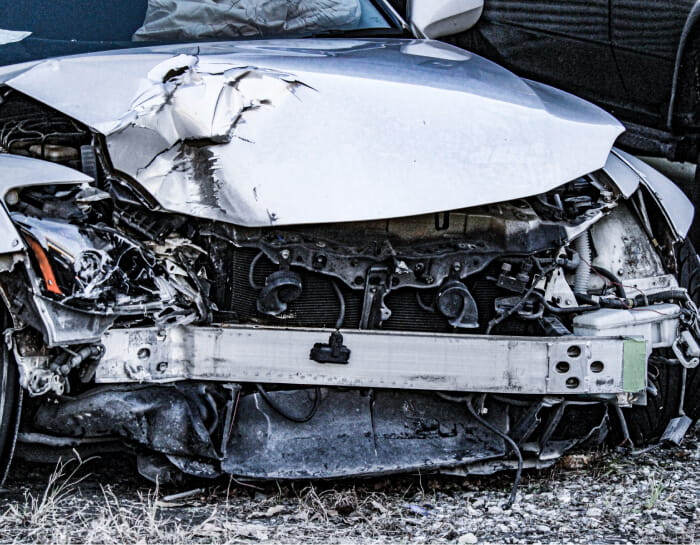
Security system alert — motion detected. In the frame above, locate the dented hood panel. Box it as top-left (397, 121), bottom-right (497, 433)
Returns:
top-left (4, 39), bottom-right (624, 226)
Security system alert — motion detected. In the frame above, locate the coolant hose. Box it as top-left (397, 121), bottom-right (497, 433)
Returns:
top-left (573, 233), bottom-right (591, 294)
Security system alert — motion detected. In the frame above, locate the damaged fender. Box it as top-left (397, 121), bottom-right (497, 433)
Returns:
top-left (0, 154), bottom-right (91, 254)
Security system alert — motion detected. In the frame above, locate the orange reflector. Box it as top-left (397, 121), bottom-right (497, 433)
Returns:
top-left (25, 237), bottom-right (62, 295)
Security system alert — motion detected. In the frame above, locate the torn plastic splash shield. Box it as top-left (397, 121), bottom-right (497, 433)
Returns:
top-left (95, 324), bottom-right (647, 396)
top-left (30, 385), bottom-right (610, 480)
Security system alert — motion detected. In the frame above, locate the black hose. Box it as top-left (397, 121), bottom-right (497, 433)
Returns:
top-left (632, 289), bottom-right (688, 307)
top-left (466, 396), bottom-right (523, 510)
top-left (256, 384), bottom-right (321, 423)
top-left (248, 252), bottom-right (265, 289)
top-left (331, 281), bottom-right (346, 329)
top-left (591, 266), bottom-right (627, 298)
top-left (486, 280), bottom-right (540, 334)
top-left (415, 291), bottom-right (435, 312)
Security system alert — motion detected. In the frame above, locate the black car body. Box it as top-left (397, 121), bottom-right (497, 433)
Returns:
top-left (391, 1), bottom-right (700, 165)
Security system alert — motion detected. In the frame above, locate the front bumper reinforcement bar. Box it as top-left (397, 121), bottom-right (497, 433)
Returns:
top-left (95, 325), bottom-right (647, 395)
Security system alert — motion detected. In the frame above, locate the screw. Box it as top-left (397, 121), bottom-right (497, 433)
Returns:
top-left (280, 249), bottom-right (290, 260)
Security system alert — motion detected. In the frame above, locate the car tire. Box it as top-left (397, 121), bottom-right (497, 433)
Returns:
top-left (0, 306), bottom-right (21, 485)
top-left (624, 239), bottom-right (700, 445)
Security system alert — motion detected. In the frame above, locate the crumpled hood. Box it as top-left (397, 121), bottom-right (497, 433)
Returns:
top-left (2, 38), bottom-right (624, 226)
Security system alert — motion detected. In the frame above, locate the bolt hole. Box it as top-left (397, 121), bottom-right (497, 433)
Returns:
top-left (566, 377), bottom-right (580, 389)
top-left (353, 276), bottom-right (364, 286)
top-left (137, 348), bottom-right (150, 360)
top-left (567, 345), bottom-right (581, 358)
top-left (590, 361), bottom-right (604, 373)
top-left (555, 361), bottom-right (570, 373)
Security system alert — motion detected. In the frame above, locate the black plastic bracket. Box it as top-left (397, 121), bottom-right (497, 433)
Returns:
top-left (310, 330), bottom-right (351, 364)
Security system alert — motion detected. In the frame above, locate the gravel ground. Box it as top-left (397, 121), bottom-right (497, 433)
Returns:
top-left (0, 424), bottom-right (697, 544)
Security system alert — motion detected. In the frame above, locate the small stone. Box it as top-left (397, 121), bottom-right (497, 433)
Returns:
top-left (557, 491), bottom-right (572, 504)
top-left (586, 507), bottom-right (603, 518)
top-left (487, 505), bottom-right (503, 515)
top-left (536, 525), bottom-right (551, 533)
top-left (458, 533), bottom-right (478, 544)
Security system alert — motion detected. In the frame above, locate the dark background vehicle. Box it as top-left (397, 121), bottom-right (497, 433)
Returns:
top-left (390, 2), bottom-right (700, 168)
top-left (388, 0), bottom-right (700, 241)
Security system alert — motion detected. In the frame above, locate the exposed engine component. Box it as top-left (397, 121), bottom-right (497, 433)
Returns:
top-left (0, 90), bottom-right (697, 489)
top-left (256, 269), bottom-right (302, 316)
top-left (436, 280), bottom-right (479, 328)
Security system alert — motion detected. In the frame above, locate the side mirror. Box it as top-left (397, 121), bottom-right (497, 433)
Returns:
top-left (407, 0), bottom-right (484, 39)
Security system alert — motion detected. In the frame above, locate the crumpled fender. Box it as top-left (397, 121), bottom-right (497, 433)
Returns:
top-left (0, 154), bottom-right (91, 254)
top-left (603, 148), bottom-right (694, 239)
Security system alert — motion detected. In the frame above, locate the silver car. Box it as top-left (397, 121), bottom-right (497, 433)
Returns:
top-left (0, 0), bottom-right (697, 494)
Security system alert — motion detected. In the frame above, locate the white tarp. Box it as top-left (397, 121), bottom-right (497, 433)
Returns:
top-left (133, 0), bottom-right (362, 41)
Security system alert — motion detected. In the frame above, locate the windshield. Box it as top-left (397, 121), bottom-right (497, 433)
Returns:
top-left (134, 0), bottom-right (391, 41)
top-left (0, 0), bottom-right (393, 43)
top-left (0, 0), bottom-right (401, 67)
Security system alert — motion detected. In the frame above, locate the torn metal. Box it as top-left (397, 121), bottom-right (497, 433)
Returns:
top-left (30, 386), bottom-right (611, 482)
top-left (0, 29), bottom-right (696, 488)
top-left (4, 39), bottom-right (624, 226)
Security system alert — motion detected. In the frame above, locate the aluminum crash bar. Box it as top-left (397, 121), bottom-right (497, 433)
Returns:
top-left (96, 325), bottom-right (646, 396)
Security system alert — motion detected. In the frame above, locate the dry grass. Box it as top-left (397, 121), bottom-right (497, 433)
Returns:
top-left (0, 431), bottom-right (699, 544)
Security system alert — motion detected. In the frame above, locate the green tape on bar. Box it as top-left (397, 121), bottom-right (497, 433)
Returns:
top-left (623, 338), bottom-right (646, 392)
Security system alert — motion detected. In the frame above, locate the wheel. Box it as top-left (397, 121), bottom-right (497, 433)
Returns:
top-left (0, 307), bottom-right (21, 485)
top-left (624, 239), bottom-right (700, 444)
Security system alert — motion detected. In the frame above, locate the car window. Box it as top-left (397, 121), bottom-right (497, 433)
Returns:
top-left (134, 0), bottom-right (391, 42)
top-left (0, 0), bottom-right (391, 44)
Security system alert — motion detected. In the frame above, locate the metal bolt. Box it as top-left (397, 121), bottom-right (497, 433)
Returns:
top-left (156, 361), bottom-right (168, 373)
top-left (11, 239), bottom-right (18, 247)
top-left (452, 262), bottom-right (462, 272)
top-left (280, 249), bottom-right (290, 260)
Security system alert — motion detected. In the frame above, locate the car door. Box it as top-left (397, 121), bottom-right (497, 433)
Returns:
top-left (610, 0), bottom-right (693, 128)
top-left (451, 0), bottom-right (629, 112)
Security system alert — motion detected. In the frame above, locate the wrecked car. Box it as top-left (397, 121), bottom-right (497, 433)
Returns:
top-left (0, 0), bottom-right (698, 493)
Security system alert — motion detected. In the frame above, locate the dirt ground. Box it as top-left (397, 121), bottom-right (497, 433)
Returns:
top-left (0, 424), bottom-right (697, 545)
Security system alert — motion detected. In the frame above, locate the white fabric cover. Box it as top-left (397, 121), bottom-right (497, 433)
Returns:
top-left (133, 0), bottom-right (362, 41)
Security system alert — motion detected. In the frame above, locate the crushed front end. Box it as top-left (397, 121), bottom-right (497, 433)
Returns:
top-left (0, 45), bottom-right (697, 486)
